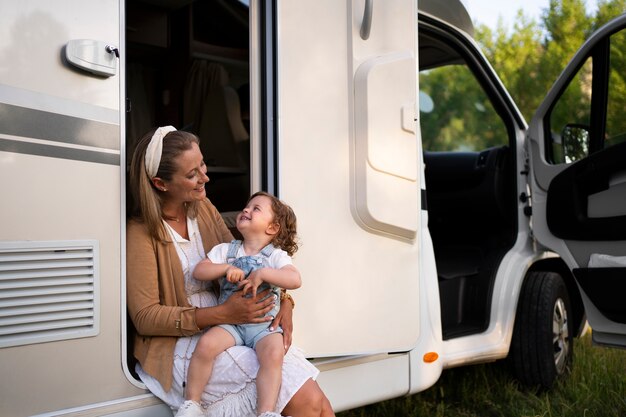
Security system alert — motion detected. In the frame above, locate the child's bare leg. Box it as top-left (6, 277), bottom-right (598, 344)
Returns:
top-left (185, 327), bottom-right (236, 402)
top-left (255, 333), bottom-right (285, 414)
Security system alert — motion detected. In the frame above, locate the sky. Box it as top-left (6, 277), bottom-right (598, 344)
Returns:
top-left (465, 0), bottom-right (600, 30)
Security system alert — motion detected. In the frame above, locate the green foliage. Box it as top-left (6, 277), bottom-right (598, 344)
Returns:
top-left (420, 64), bottom-right (507, 151)
top-left (425, 0), bottom-right (626, 155)
top-left (594, 0), bottom-right (626, 29)
top-left (420, 0), bottom-right (626, 153)
top-left (480, 0), bottom-right (623, 123)
top-left (337, 334), bottom-right (626, 417)
top-left (547, 57), bottom-right (592, 163)
top-left (478, 11), bottom-right (545, 115)
top-left (606, 29), bottom-right (626, 147)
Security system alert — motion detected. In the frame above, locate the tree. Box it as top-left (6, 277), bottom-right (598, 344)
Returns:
top-left (593, 0), bottom-right (626, 29)
top-left (419, 0), bottom-right (626, 152)
top-left (478, 11), bottom-right (545, 119)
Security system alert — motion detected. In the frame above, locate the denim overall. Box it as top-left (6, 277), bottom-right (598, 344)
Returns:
top-left (218, 240), bottom-right (283, 348)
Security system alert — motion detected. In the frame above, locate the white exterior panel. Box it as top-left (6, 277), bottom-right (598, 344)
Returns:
top-left (276, 0), bottom-right (422, 357)
top-left (0, 0), bottom-right (119, 110)
top-left (0, 1), bottom-right (145, 416)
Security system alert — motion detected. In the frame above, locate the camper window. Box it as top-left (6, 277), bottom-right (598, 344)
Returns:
top-left (126, 0), bottom-right (251, 213)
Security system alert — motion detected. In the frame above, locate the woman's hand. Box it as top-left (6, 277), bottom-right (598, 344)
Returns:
top-left (220, 288), bottom-right (275, 324)
top-left (270, 296), bottom-right (294, 351)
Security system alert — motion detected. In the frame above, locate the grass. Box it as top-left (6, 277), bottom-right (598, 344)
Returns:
top-left (337, 334), bottom-right (626, 417)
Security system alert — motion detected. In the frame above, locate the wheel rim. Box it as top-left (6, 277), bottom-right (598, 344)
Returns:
top-left (553, 297), bottom-right (570, 374)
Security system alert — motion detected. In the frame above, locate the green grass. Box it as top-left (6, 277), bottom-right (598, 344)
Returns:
top-left (337, 334), bottom-right (626, 417)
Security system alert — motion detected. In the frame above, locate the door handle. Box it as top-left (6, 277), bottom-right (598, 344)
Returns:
top-left (360, 0), bottom-right (374, 40)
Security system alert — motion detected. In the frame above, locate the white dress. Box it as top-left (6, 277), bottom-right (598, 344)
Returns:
top-left (136, 217), bottom-right (319, 416)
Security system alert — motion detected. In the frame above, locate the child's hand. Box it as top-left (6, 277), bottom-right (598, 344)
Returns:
top-left (225, 266), bottom-right (245, 283)
top-left (241, 269), bottom-right (264, 298)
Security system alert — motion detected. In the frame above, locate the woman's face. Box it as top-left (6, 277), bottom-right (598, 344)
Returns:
top-left (162, 142), bottom-right (208, 204)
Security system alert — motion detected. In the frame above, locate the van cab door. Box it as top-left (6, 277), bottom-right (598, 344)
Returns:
top-left (528, 15), bottom-right (626, 348)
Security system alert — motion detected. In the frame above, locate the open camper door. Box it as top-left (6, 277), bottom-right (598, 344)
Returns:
top-left (527, 15), bottom-right (626, 348)
top-left (274, 0), bottom-right (425, 357)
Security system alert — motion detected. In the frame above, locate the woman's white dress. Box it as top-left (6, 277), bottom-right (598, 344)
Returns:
top-left (136, 217), bottom-right (319, 416)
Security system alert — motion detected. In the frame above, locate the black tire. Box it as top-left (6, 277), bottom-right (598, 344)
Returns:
top-left (510, 271), bottom-right (573, 389)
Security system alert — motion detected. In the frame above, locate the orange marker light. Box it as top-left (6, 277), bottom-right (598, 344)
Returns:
top-left (423, 352), bottom-right (439, 363)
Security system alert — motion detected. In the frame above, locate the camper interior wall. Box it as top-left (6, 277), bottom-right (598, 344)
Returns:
top-left (126, 0), bottom-right (252, 214)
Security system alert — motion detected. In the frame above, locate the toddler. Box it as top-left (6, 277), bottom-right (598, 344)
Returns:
top-left (176, 191), bottom-right (301, 417)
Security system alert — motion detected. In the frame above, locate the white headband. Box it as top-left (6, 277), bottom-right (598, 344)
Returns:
top-left (144, 126), bottom-right (176, 178)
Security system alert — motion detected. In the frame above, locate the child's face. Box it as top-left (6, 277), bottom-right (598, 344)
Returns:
top-left (236, 195), bottom-right (278, 237)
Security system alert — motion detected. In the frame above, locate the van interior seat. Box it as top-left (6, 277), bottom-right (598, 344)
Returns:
top-left (196, 85), bottom-right (248, 168)
top-left (185, 62), bottom-right (250, 212)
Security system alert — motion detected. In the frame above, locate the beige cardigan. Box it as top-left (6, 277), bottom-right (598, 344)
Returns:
top-left (126, 199), bottom-right (233, 391)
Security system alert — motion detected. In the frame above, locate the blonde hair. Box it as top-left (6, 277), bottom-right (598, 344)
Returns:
top-left (128, 129), bottom-right (201, 241)
top-left (249, 191), bottom-right (299, 256)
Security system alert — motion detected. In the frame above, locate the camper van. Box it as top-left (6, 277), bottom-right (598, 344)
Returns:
top-left (1, 0), bottom-right (625, 415)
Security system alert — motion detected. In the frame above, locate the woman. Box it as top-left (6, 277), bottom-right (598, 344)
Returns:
top-left (126, 126), bottom-right (334, 417)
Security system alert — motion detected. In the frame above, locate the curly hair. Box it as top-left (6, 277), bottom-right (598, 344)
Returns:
top-left (248, 191), bottom-right (299, 256)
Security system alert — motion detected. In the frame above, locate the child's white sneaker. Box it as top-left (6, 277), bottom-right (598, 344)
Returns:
top-left (257, 412), bottom-right (284, 417)
top-left (175, 400), bottom-right (204, 417)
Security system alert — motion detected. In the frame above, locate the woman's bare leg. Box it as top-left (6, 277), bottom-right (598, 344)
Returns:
top-left (282, 379), bottom-right (335, 417)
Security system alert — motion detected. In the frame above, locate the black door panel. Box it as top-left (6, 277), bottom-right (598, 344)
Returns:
top-left (547, 141), bottom-right (626, 241)
top-left (573, 267), bottom-right (626, 323)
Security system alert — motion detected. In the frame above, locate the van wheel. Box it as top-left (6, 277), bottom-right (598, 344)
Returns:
top-left (509, 271), bottom-right (573, 389)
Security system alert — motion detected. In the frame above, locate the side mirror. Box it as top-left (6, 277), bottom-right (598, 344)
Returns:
top-left (561, 123), bottom-right (590, 163)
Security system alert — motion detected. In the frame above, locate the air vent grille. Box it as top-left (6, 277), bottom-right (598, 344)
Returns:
top-left (0, 240), bottom-right (99, 348)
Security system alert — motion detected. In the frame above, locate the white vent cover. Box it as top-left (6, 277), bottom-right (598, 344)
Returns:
top-left (0, 240), bottom-right (99, 348)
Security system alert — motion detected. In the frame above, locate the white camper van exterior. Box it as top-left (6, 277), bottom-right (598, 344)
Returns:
top-left (1, 0), bottom-right (626, 416)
